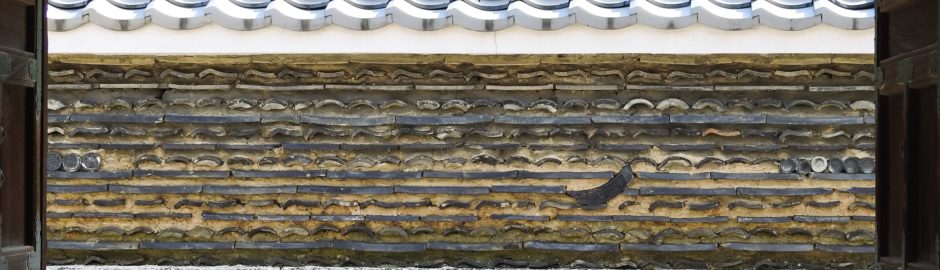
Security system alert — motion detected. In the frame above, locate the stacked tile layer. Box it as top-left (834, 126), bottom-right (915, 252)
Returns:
top-left (46, 54), bottom-right (876, 268)
top-left (48, 0), bottom-right (874, 31)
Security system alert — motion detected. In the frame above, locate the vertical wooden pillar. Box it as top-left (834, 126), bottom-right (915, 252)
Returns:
top-left (0, 0), bottom-right (45, 268)
top-left (876, 0), bottom-right (940, 269)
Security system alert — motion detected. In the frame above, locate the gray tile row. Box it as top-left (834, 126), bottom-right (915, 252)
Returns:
top-left (635, 186), bottom-right (843, 196)
top-left (47, 142), bottom-right (877, 153)
top-left (49, 113), bottom-right (869, 126)
top-left (47, 184), bottom-right (568, 195)
top-left (47, 240), bottom-right (874, 253)
top-left (637, 172), bottom-right (869, 181)
top-left (48, 81), bottom-right (877, 91)
top-left (48, 183), bottom-right (865, 198)
top-left (50, 170), bottom-right (869, 183)
top-left (49, 170), bottom-right (613, 180)
top-left (48, 211), bottom-right (866, 225)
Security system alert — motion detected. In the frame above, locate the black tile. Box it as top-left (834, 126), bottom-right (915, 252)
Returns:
top-left (766, 116), bottom-right (864, 125)
top-left (590, 115), bottom-right (669, 124)
top-left (528, 144), bottom-right (589, 150)
top-left (422, 170), bottom-right (518, 179)
top-left (73, 212), bottom-right (134, 218)
top-left (174, 199), bottom-right (205, 208)
top-left (427, 242), bottom-right (520, 251)
top-left (394, 186), bottom-right (489, 194)
top-left (301, 115), bottom-right (394, 126)
top-left (671, 216), bottom-right (729, 223)
top-left (711, 173), bottom-right (800, 180)
top-left (202, 185), bottom-right (297, 194)
top-left (99, 144), bottom-right (156, 149)
top-left (92, 198), bottom-right (125, 206)
top-left (164, 114), bottom-right (260, 123)
top-left (282, 143), bottom-right (341, 150)
top-left (134, 170), bottom-right (230, 178)
top-left (280, 200), bottom-right (320, 208)
top-left (669, 115), bottom-right (766, 124)
top-left (659, 144), bottom-right (717, 151)
top-left (109, 185), bottom-right (202, 194)
top-left (639, 187), bottom-right (736, 196)
top-left (688, 201), bottom-right (720, 211)
top-left (841, 187), bottom-right (875, 195)
top-left (232, 170), bottom-right (326, 178)
top-left (566, 165), bottom-right (632, 207)
top-left (49, 184), bottom-right (108, 193)
top-left (48, 171), bottom-right (133, 179)
top-left (490, 185), bottom-right (565, 193)
top-left (140, 242), bottom-right (235, 249)
top-left (490, 214), bottom-right (550, 221)
top-left (517, 171), bottom-right (613, 179)
top-left (331, 241), bottom-right (426, 252)
top-left (134, 213), bottom-right (193, 219)
top-left (788, 144), bottom-right (849, 151)
top-left (793, 215), bottom-right (850, 223)
top-left (46, 213), bottom-right (72, 218)
top-left (465, 143), bottom-right (520, 150)
top-left (48, 241), bottom-right (139, 250)
top-left (736, 187), bottom-right (832, 196)
top-left (594, 144), bottom-right (654, 151)
top-left (48, 143), bottom-right (100, 149)
top-left (636, 172), bottom-right (710, 180)
top-left (556, 215), bottom-right (612, 222)
top-left (365, 215), bottom-right (420, 221)
top-left (421, 215), bottom-right (478, 222)
top-left (52, 199), bottom-right (85, 206)
top-left (69, 114), bottom-right (163, 123)
top-left (218, 144), bottom-right (280, 150)
top-left (495, 116), bottom-right (591, 125)
top-left (815, 244), bottom-right (875, 253)
top-left (161, 144), bottom-right (217, 150)
top-left (202, 212), bottom-right (254, 221)
top-left (235, 241), bottom-right (330, 249)
top-left (260, 115), bottom-right (301, 123)
top-left (722, 144), bottom-right (782, 152)
top-left (610, 215), bottom-right (670, 222)
top-left (523, 241), bottom-right (618, 252)
top-left (298, 185), bottom-right (394, 194)
top-left (310, 215), bottom-right (365, 221)
top-left (810, 173), bottom-right (875, 181)
top-left (340, 144), bottom-right (400, 151)
top-left (48, 114), bottom-right (69, 123)
top-left (400, 143), bottom-right (460, 150)
top-left (721, 243), bottom-right (813, 252)
top-left (621, 243), bottom-right (717, 252)
top-left (256, 215), bottom-right (311, 221)
top-left (396, 115), bottom-right (493, 125)
top-left (736, 216), bottom-right (793, 223)
top-left (132, 198), bottom-right (173, 209)
top-left (327, 171), bottom-right (421, 179)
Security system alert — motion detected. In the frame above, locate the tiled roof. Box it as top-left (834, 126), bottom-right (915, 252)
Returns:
top-left (48, 0), bottom-right (873, 31)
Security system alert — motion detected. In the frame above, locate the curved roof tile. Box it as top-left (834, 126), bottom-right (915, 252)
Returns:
top-left (283, 0), bottom-right (328, 9)
top-left (266, 0), bottom-right (329, 30)
top-left (50, 0), bottom-right (92, 8)
top-left (47, 0), bottom-right (875, 31)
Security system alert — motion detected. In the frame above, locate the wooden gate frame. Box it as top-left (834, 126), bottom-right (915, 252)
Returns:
top-left (876, 0), bottom-right (940, 268)
top-left (0, 0), bottom-right (46, 268)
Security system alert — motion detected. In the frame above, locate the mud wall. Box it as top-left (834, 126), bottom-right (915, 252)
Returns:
top-left (44, 54), bottom-right (876, 268)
